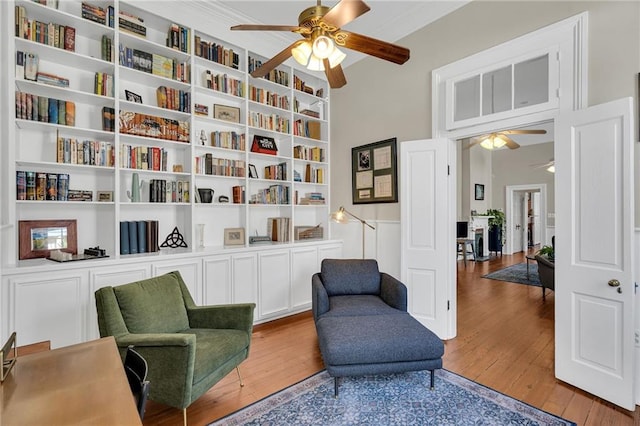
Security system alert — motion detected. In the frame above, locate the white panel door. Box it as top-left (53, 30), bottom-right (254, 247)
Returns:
top-left (152, 259), bottom-right (202, 303)
top-left (401, 138), bottom-right (453, 338)
top-left (232, 253), bottom-right (258, 304)
top-left (555, 98), bottom-right (635, 410)
top-left (203, 255), bottom-right (232, 305)
top-left (258, 250), bottom-right (290, 319)
top-left (291, 246), bottom-right (318, 310)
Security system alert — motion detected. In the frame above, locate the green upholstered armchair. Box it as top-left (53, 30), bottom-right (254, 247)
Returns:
top-left (95, 271), bottom-right (255, 416)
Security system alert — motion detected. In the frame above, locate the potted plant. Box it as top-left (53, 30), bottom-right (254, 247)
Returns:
top-left (538, 244), bottom-right (555, 261)
top-left (486, 208), bottom-right (505, 254)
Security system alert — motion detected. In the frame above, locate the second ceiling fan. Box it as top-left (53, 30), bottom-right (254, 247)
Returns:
top-left (468, 129), bottom-right (548, 150)
top-left (230, 0), bottom-right (410, 89)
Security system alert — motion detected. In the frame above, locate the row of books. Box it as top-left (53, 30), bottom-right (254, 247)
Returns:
top-left (15, 92), bottom-right (75, 126)
top-left (16, 171), bottom-right (69, 201)
top-left (35, 71), bottom-right (69, 88)
top-left (57, 137), bottom-right (114, 167)
top-left (209, 131), bottom-right (246, 151)
top-left (298, 191), bottom-right (326, 205)
top-left (195, 155), bottom-right (246, 177)
top-left (293, 75), bottom-right (322, 97)
top-left (16, 51), bottom-right (38, 81)
top-left (297, 109), bottom-right (321, 119)
top-left (156, 86), bottom-right (190, 113)
top-left (167, 23), bottom-right (190, 54)
top-left (118, 11), bottom-right (146, 37)
top-left (119, 45), bottom-right (191, 83)
top-left (248, 86), bottom-right (290, 110)
top-left (119, 110), bottom-right (190, 142)
top-left (293, 119), bottom-right (321, 140)
top-left (299, 164), bottom-right (324, 184)
top-left (293, 145), bottom-right (325, 162)
top-left (102, 107), bottom-right (115, 132)
top-left (263, 162), bottom-right (288, 181)
top-left (148, 179), bottom-right (190, 203)
top-left (232, 185), bottom-right (246, 204)
top-left (267, 217), bottom-right (290, 242)
top-left (249, 56), bottom-right (289, 86)
top-left (204, 71), bottom-right (245, 97)
top-left (94, 72), bottom-right (114, 97)
top-left (82, 2), bottom-right (114, 27)
top-left (250, 184), bottom-right (290, 205)
top-left (248, 111), bottom-right (290, 134)
top-left (120, 144), bottom-right (168, 171)
top-left (15, 6), bottom-right (76, 52)
top-left (194, 36), bottom-right (239, 69)
top-left (119, 220), bottom-right (159, 255)
top-left (101, 35), bottom-right (114, 62)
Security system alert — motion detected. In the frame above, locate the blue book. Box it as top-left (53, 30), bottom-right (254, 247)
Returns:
top-left (48, 97), bottom-right (58, 123)
top-left (137, 221), bottom-right (147, 253)
top-left (128, 221), bottom-right (138, 254)
top-left (120, 221), bottom-right (130, 255)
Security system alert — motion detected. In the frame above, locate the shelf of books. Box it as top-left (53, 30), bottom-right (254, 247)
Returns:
top-left (7, 0), bottom-right (330, 265)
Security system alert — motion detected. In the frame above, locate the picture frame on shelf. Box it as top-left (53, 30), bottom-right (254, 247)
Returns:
top-left (124, 90), bottom-right (142, 103)
top-left (224, 227), bottom-right (245, 246)
top-left (97, 191), bottom-right (113, 202)
top-left (248, 164), bottom-right (258, 179)
top-left (351, 137), bottom-right (398, 204)
top-left (214, 104), bottom-right (240, 123)
top-left (18, 219), bottom-right (78, 260)
top-left (475, 184), bottom-right (485, 200)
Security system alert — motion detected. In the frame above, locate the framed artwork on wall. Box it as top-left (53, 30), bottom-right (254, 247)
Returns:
top-left (475, 184), bottom-right (485, 200)
top-left (351, 137), bottom-right (398, 204)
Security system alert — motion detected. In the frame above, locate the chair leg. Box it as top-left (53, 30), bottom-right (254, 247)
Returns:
top-left (236, 366), bottom-right (245, 387)
top-left (430, 370), bottom-right (435, 390)
top-left (183, 408), bottom-right (187, 426)
top-left (334, 377), bottom-right (339, 398)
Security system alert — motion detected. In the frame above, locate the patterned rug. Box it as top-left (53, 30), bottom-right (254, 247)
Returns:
top-left (210, 369), bottom-right (575, 425)
top-left (482, 262), bottom-right (541, 287)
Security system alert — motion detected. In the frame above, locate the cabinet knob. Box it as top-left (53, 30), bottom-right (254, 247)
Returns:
top-left (608, 279), bottom-right (620, 287)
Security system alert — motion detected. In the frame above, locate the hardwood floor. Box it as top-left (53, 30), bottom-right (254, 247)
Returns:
top-left (143, 252), bottom-right (639, 425)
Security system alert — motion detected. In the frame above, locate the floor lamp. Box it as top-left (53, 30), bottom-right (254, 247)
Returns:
top-left (330, 206), bottom-right (375, 259)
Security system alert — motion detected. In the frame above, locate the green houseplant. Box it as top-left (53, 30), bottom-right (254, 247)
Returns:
top-left (538, 244), bottom-right (555, 261)
top-left (486, 208), bottom-right (506, 246)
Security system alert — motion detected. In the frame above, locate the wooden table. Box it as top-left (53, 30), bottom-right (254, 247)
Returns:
top-left (1, 336), bottom-right (141, 425)
top-left (456, 238), bottom-right (475, 266)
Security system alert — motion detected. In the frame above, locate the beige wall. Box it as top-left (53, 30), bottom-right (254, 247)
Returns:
top-left (331, 1), bottom-right (640, 223)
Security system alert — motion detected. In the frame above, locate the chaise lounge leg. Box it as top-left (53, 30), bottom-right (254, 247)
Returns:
top-left (334, 377), bottom-right (339, 398)
top-left (430, 370), bottom-right (435, 390)
top-left (236, 366), bottom-right (245, 387)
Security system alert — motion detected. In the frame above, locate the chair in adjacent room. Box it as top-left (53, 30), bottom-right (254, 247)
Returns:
top-left (95, 271), bottom-right (255, 425)
top-left (535, 254), bottom-right (555, 300)
top-left (124, 345), bottom-right (150, 420)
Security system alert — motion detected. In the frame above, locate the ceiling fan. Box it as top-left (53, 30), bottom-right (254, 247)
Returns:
top-left (468, 129), bottom-right (547, 150)
top-left (530, 158), bottom-right (555, 173)
top-left (230, 0), bottom-right (410, 89)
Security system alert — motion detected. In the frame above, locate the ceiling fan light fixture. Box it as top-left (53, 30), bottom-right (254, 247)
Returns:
top-left (328, 46), bottom-right (346, 68)
top-left (292, 41), bottom-right (312, 66)
top-left (480, 135), bottom-right (507, 150)
top-left (547, 165), bottom-right (556, 173)
top-left (493, 136), bottom-right (506, 148)
top-left (480, 138), bottom-right (495, 150)
top-left (312, 35), bottom-right (334, 59)
top-left (307, 54), bottom-right (325, 71)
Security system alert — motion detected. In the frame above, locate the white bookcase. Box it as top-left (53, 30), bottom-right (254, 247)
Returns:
top-left (1, 0), bottom-right (340, 348)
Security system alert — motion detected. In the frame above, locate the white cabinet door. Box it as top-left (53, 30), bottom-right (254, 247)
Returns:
top-left (203, 255), bottom-right (232, 305)
top-left (88, 265), bottom-right (150, 340)
top-left (258, 250), bottom-right (290, 319)
top-left (232, 252), bottom-right (258, 305)
top-left (290, 246), bottom-right (318, 310)
top-left (318, 243), bottom-right (343, 262)
top-left (6, 270), bottom-right (88, 348)
top-left (152, 259), bottom-right (202, 304)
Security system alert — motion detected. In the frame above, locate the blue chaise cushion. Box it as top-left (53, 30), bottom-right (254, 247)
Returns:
top-left (321, 259), bottom-right (381, 296)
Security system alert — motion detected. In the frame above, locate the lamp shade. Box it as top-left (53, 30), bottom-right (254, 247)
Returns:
top-left (307, 54), bottom-right (325, 71)
top-left (312, 35), bottom-right (334, 59)
top-left (292, 41), bottom-right (312, 66)
top-left (330, 207), bottom-right (348, 224)
top-left (328, 47), bottom-right (346, 68)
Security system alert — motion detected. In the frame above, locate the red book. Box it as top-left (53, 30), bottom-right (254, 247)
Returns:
top-left (64, 26), bottom-right (75, 52)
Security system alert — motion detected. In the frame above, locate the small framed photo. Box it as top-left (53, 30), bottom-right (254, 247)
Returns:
top-left (475, 184), bottom-right (485, 201)
top-left (18, 219), bottom-right (78, 260)
top-left (214, 104), bottom-right (241, 123)
top-left (125, 90), bottom-right (143, 103)
top-left (248, 164), bottom-right (258, 179)
top-left (97, 191), bottom-right (113, 202)
top-left (224, 227), bottom-right (245, 246)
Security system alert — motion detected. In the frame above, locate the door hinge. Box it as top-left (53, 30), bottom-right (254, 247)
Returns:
top-left (447, 300), bottom-right (450, 310)
top-left (447, 165), bottom-right (450, 176)
top-left (635, 282), bottom-right (638, 295)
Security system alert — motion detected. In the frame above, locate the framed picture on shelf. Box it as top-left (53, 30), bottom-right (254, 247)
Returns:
top-left (351, 137), bottom-right (398, 204)
top-left (475, 184), bottom-right (485, 200)
top-left (224, 228), bottom-right (245, 246)
top-left (248, 164), bottom-right (258, 179)
top-left (18, 219), bottom-right (77, 260)
top-left (214, 104), bottom-right (241, 123)
top-left (124, 90), bottom-right (142, 103)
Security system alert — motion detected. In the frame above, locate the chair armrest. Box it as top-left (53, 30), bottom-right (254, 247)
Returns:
top-left (187, 303), bottom-right (255, 332)
top-left (312, 273), bottom-right (329, 322)
top-left (380, 273), bottom-right (407, 311)
top-left (116, 332), bottom-right (196, 348)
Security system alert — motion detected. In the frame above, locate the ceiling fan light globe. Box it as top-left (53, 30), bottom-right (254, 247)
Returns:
top-left (292, 42), bottom-right (312, 66)
top-left (547, 165), bottom-right (556, 173)
top-left (328, 47), bottom-right (346, 68)
top-left (493, 136), bottom-right (507, 148)
top-left (312, 35), bottom-right (334, 59)
top-left (307, 54), bottom-right (325, 71)
top-left (480, 138), bottom-right (494, 150)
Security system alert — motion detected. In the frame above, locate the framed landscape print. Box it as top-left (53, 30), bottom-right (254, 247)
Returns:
top-left (351, 138), bottom-right (398, 204)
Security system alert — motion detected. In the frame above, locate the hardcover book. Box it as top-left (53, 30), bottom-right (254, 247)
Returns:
top-left (251, 135), bottom-right (277, 155)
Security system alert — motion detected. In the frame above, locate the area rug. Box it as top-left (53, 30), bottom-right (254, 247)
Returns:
top-left (210, 369), bottom-right (575, 425)
top-left (482, 262), bottom-right (541, 287)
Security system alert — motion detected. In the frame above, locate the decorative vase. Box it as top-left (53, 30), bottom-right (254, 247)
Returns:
top-left (126, 173), bottom-right (143, 202)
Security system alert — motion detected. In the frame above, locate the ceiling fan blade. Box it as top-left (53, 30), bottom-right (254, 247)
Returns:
top-left (502, 129), bottom-right (547, 135)
top-left (464, 138), bottom-right (482, 150)
top-left (502, 135), bottom-right (520, 149)
top-left (323, 59), bottom-right (347, 89)
top-left (250, 41), bottom-right (303, 79)
top-left (339, 30), bottom-right (410, 64)
top-left (321, 0), bottom-right (371, 29)
top-left (231, 24), bottom-right (304, 33)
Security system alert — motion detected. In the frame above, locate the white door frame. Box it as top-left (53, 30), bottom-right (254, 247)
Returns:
top-left (505, 184), bottom-right (548, 254)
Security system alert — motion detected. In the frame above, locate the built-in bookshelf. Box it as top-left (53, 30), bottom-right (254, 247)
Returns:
top-left (7, 0), bottom-right (330, 264)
